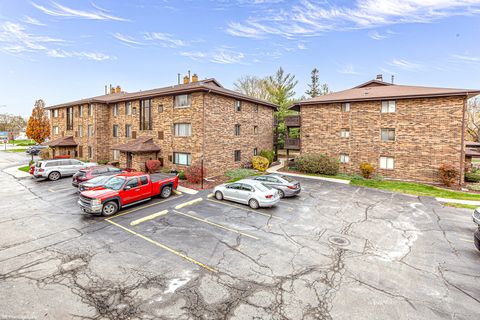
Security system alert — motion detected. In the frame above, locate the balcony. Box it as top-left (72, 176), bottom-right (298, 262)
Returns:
top-left (285, 115), bottom-right (301, 127)
top-left (285, 138), bottom-right (300, 150)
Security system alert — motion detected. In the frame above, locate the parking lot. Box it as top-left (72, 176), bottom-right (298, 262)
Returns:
top-left (1, 154), bottom-right (479, 319)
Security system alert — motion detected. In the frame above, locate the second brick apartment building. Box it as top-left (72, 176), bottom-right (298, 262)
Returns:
top-left (288, 75), bottom-right (480, 184)
top-left (45, 76), bottom-right (277, 174)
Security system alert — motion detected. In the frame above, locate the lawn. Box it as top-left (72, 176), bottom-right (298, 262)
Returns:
top-left (225, 169), bottom-right (261, 182)
top-left (350, 179), bottom-right (480, 201)
top-left (18, 165), bottom-right (30, 172)
top-left (9, 139), bottom-right (36, 146)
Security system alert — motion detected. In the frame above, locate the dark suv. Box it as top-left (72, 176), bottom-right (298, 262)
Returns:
top-left (72, 166), bottom-right (123, 187)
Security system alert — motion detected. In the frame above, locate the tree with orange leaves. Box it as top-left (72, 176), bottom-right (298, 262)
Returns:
top-left (26, 99), bottom-right (50, 144)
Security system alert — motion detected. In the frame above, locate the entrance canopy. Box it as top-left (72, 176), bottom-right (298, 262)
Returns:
top-left (112, 137), bottom-right (160, 153)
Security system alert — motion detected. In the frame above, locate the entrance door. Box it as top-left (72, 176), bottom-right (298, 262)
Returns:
top-left (126, 152), bottom-right (132, 169)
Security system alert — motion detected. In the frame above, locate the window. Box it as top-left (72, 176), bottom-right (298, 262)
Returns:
top-left (340, 154), bottom-right (349, 163)
top-left (126, 102), bottom-right (132, 115)
top-left (140, 99), bottom-right (152, 130)
top-left (88, 125), bottom-right (93, 137)
top-left (126, 178), bottom-right (139, 189)
top-left (242, 184), bottom-right (254, 192)
top-left (254, 104), bottom-right (259, 113)
top-left (173, 152), bottom-right (191, 166)
top-left (79, 105), bottom-right (83, 118)
top-left (53, 126), bottom-right (59, 134)
top-left (254, 126), bottom-right (258, 134)
top-left (52, 109), bottom-right (58, 118)
top-left (340, 128), bottom-right (350, 138)
top-left (174, 94), bottom-right (192, 108)
top-left (125, 124), bottom-right (132, 138)
top-left (113, 104), bottom-right (119, 116)
top-left (113, 149), bottom-right (120, 160)
top-left (380, 156), bottom-right (395, 170)
top-left (234, 150), bottom-right (241, 162)
top-left (158, 104), bottom-right (164, 113)
top-left (234, 124), bottom-right (241, 136)
top-left (381, 100), bottom-right (396, 113)
top-left (66, 107), bottom-right (73, 130)
top-left (88, 146), bottom-right (92, 159)
top-left (78, 125), bottom-right (83, 137)
top-left (113, 125), bottom-right (119, 137)
top-left (140, 176), bottom-right (148, 185)
top-left (381, 128), bottom-right (395, 141)
top-left (341, 103), bottom-right (350, 112)
top-left (235, 100), bottom-right (241, 112)
top-left (253, 148), bottom-right (258, 156)
top-left (174, 123), bottom-right (192, 137)
top-left (88, 104), bottom-right (93, 116)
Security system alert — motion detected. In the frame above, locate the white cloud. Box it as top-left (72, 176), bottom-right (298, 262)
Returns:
top-left (368, 30), bottom-right (387, 40)
top-left (144, 32), bottom-right (188, 48)
top-left (210, 48), bottom-right (245, 64)
top-left (297, 43), bottom-right (307, 50)
top-left (113, 33), bottom-right (145, 46)
top-left (180, 51), bottom-right (207, 61)
top-left (388, 58), bottom-right (423, 71)
top-left (226, 0), bottom-right (480, 38)
top-left (451, 53), bottom-right (480, 63)
top-left (46, 49), bottom-right (114, 61)
top-left (31, 1), bottom-right (128, 21)
top-left (23, 16), bottom-right (46, 26)
top-left (338, 64), bottom-right (360, 75)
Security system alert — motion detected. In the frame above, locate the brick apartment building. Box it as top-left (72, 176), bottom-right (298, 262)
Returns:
top-left (45, 76), bottom-right (277, 174)
top-left (287, 75), bottom-right (480, 184)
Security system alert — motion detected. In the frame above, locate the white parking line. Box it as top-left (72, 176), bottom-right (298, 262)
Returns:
top-left (48, 186), bottom-right (73, 193)
top-left (130, 210), bottom-right (169, 226)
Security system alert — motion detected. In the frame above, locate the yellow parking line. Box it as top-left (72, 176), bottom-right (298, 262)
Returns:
top-left (173, 190), bottom-right (182, 195)
top-left (106, 195), bottom-right (183, 220)
top-left (206, 198), bottom-right (285, 221)
top-left (207, 193), bottom-right (214, 198)
top-left (130, 210), bottom-right (168, 226)
top-left (460, 238), bottom-right (474, 243)
top-left (173, 210), bottom-right (259, 240)
top-left (175, 197), bottom-right (203, 209)
top-left (106, 219), bottom-right (217, 273)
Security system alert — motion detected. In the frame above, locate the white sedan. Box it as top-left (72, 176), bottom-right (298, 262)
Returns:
top-left (213, 179), bottom-right (280, 209)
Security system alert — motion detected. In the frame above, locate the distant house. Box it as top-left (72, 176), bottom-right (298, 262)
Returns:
top-left (44, 76), bottom-right (277, 173)
top-left (287, 75), bottom-right (480, 184)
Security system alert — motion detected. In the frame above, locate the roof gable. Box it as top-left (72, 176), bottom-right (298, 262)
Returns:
top-left (354, 80), bottom-right (393, 88)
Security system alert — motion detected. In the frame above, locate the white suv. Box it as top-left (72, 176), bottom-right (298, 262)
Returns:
top-left (34, 159), bottom-right (97, 181)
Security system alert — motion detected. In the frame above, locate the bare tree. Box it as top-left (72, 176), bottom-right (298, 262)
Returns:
top-left (233, 75), bottom-right (270, 101)
top-left (467, 98), bottom-right (480, 141)
top-left (0, 113), bottom-right (27, 132)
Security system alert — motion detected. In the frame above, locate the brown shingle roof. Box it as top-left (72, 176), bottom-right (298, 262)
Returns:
top-left (46, 78), bottom-right (277, 109)
top-left (291, 79), bottom-right (480, 110)
top-left (112, 137), bottom-right (161, 153)
top-left (45, 136), bottom-right (78, 147)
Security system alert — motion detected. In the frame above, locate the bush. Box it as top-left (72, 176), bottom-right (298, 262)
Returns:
top-left (178, 170), bottom-right (186, 180)
top-left (146, 160), bottom-right (161, 173)
top-left (439, 164), bottom-right (459, 187)
top-left (465, 172), bottom-right (480, 183)
top-left (359, 162), bottom-right (375, 179)
top-left (259, 150), bottom-right (274, 165)
top-left (98, 159), bottom-right (109, 165)
top-left (243, 161), bottom-right (253, 169)
top-left (295, 153), bottom-right (339, 175)
top-left (185, 165), bottom-right (206, 184)
top-left (252, 156), bottom-right (270, 172)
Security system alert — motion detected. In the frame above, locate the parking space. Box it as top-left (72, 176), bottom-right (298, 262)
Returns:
top-left (2, 164), bottom-right (480, 319)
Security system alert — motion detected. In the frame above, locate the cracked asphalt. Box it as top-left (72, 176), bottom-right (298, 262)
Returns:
top-left (0, 152), bottom-right (479, 320)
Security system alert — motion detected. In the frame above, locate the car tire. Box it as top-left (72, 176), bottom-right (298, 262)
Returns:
top-left (161, 186), bottom-right (172, 198)
top-left (249, 199), bottom-right (259, 209)
top-left (102, 201), bottom-right (118, 217)
top-left (277, 189), bottom-right (285, 199)
top-left (48, 171), bottom-right (61, 181)
top-left (474, 230), bottom-right (480, 251)
top-left (215, 191), bottom-right (223, 200)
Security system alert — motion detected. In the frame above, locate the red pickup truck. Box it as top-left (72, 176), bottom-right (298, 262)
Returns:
top-left (78, 172), bottom-right (178, 216)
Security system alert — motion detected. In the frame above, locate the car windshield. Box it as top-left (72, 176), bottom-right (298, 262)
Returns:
top-left (103, 176), bottom-right (125, 190)
top-left (281, 175), bottom-right (295, 182)
top-left (257, 183), bottom-right (272, 192)
top-left (88, 176), bottom-right (111, 184)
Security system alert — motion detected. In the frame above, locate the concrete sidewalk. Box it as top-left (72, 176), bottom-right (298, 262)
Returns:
top-left (267, 159), bottom-right (350, 185)
top-left (3, 165), bottom-right (31, 179)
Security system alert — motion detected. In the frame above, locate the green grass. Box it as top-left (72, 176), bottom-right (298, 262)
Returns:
top-left (225, 168), bottom-right (261, 182)
top-left (6, 148), bottom-right (27, 153)
top-left (18, 165), bottom-right (30, 172)
top-left (443, 202), bottom-right (478, 209)
top-left (303, 172), bottom-right (352, 181)
top-left (9, 139), bottom-right (35, 146)
top-left (350, 179), bottom-right (480, 201)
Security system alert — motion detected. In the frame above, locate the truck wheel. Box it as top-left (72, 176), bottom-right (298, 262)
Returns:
top-left (160, 186), bottom-right (172, 198)
top-left (215, 191), bottom-right (223, 200)
top-left (48, 171), bottom-right (61, 181)
top-left (102, 201), bottom-right (118, 217)
top-left (249, 199), bottom-right (259, 209)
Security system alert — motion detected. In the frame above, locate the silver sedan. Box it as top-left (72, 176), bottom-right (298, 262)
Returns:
top-left (251, 174), bottom-right (301, 198)
top-left (213, 179), bottom-right (280, 209)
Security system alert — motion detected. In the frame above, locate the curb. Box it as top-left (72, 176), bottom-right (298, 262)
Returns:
top-left (435, 197), bottom-right (480, 206)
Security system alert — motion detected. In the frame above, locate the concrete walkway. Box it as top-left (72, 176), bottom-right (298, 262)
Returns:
top-left (3, 165), bottom-right (31, 179)
top-left (267, 159), bottom-right (350, 185)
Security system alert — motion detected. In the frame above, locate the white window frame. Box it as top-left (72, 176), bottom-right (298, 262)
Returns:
top-left (380, 156), bottom-right (395, 170)
top-left (174, 123), bottom-right (192, 137)
top-left (78, 125), bottom-right (83, 137)
top-left (125, 124), bottom-right (132, 138)
top-left (113, 104), bottom-right (119, 116)
top-left (253, 148), bottom-right (258, 156)
top-left (340, 129), bottom-right (350, 138)
top-left (173, 152), bottom-right (191, 166)
top-left (235, 124), bottom-right (241, 136)
top-left (174, 94), bottom-right (192, 108)
top-left (53, 109), bottom-right (58, 118)
top-left (88, 125), bottom-right (93, 137)
top-left (113, 125), bottom-right (119, 137)
top-left (381, 128), bottom-right (395, 141)
top-left (53, 126), bottom-right (59, 134)
top-left (126, 102), bottom-right (132, 115)
top-left (235, 100), bottom-right (241, 112)
top-left (340, 154), bottom-right (349, 163)
top-left (79, 105), bottom-right (83, 118)
top-left (341, 103), bottom-right (350, 112)
top-left (88, 104), bottom-right (94, 116)
top-left (381, 100), bottom-right (396, 113)
top-left (113, 149), bottom-right (120, 161)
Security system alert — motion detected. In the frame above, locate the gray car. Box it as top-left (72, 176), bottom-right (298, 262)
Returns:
top-left (251, 173), bottom-right (301, 198)
top-left (33, 159), bottom-right (97, 181)
top-left (213, 179), bottom-right (280, 209)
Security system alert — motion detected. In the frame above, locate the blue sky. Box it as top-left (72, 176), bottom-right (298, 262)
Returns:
top-left (1, 0), bottom-right (480, 117)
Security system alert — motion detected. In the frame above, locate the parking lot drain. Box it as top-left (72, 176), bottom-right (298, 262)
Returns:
top-left (130, 210), bottom-right (168, 226)
top-left (328, 236), bottom-right (351, 247)
top-left (175, 197), bottom-right (203, 209)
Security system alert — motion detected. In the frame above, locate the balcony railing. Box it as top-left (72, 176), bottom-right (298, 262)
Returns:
top-left (285, 115), bottom-right (301, 127)
top-left (285, 138), bottom-right (300, 150)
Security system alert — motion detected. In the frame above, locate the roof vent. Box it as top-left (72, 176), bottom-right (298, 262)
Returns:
top-left (376, 74), bottom-right (383, 81)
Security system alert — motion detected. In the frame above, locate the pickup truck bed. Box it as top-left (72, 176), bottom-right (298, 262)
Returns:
top-left (150, 173), bottom-right (177, 182)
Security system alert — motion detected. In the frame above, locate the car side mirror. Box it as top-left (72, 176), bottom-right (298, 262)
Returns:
top-left (124, 186), bottom-right (132, 191)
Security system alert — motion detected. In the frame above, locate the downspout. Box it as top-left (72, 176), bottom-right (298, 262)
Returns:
top-left (202, 90), bottom-right (210, 188)
top-left (459, 95), bottom-right (467, 185)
